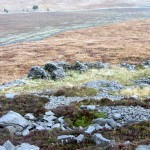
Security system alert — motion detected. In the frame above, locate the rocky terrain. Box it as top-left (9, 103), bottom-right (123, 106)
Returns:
top-left (0, 60), bottom-right (149, 150)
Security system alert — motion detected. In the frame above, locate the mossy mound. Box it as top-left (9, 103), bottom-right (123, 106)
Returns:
top-left (53, 86), bottom-right (98, 97)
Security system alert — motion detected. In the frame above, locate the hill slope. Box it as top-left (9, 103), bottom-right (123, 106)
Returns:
top-left (0, 0), bottom-right (150, 12)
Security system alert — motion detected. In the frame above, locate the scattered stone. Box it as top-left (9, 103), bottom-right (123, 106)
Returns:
top-left (45, 111), bottom-right (55, 116)
top-left (22, 129), bottom-right (30, 136)
top-left (75, 134), bottom-right (84, 143)
top-left (85, 62), bottom-right (108, 69)
top-left (120, 63), bottom-right (135, 71)
top-left (135, 145), bottom-right (150, 150)
top-left (28, 66), bottom-right (49, 79)
top-left (85, 125), bottom-right (95, 134)
top-left (3, 141), bottom-right (15, 150)
top-left (84, 80), bottom-right (123, 91)
top-left (24, 113), bottom-right (36, 120)
top-left (72, 61), bottom-right (88, 73)
top-left (5, 93), bottom-right (15, 99)
top-left (15, 143), bottom-right (40, 150)
top-left (50, 68), bottom-right (65, 80)
top-left (57, 135), bottom-right (75, 144)
top-left (92, 118), bottom-right (106, 126)
top-left (92, 133), bottom-right (115, 147)
top-left (112, 113), bottom-right (122, 120)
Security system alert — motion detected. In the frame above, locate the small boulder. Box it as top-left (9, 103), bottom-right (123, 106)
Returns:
top-left (3, 141), bottom-right (15, 150)
top-left (51, 68), bottom-right (65, 80)
top-left (57, 135), bottom-right (75, 144)
top-left (75, 134), bottom-right (84, 143)
top-left (92, 118), bottom-right (106, 126)
top-left (28, 66), bottom-right (48, 79)
top-left (16, 143), bottom-right (40, 150)
top-left (135, 145), bottom-right (150, 150)
top-left (73, 61), bottom-right (88, 73)
top-left (0, 111), bottom-right (30, 128)
top-left (92, 133), bottom-right (115, 147)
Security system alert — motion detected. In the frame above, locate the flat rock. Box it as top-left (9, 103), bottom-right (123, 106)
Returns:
top-left (16, 143), bottom-right (40, 150)
top-left (135, 145), bottom-right (150, 150)
top-left (3, 141), bottom-right (15, 150)
top-left (92, 133), bottom-right (115, 147)
top-left (0, 111), bottom-right (30, 128)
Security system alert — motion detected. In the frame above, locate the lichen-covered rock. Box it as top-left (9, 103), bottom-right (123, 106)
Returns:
top-left (72, 61), bottom-right (88, 73)
top-left (51, 68), bottom-right (65, 80)
top-left (44, 62), bottom-right (65, 80)
top-left (28, 66), bottom-right (48, 79)
top-left (85, 62), bottom-right (108, 69)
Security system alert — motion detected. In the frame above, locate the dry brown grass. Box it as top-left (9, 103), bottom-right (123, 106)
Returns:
top-left (0, 19), bottom-right (150, 83)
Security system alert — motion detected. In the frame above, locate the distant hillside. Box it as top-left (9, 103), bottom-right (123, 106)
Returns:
top-left (0, 0), bottom-right (149, 13)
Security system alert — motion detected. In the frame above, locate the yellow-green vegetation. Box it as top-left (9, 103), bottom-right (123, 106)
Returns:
top-left (0, 66), bottom-right (149, 94)
top-left (53, 86), bottom-right (98, 97)
top-left (120, 86), bottom-right (150, 98)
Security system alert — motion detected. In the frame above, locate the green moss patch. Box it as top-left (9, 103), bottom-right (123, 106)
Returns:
top-left (52, 105), bottom-right (106, 127)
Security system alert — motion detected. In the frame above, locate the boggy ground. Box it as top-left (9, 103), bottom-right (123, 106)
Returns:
top-left (0, 19), bottom-right (150, 83)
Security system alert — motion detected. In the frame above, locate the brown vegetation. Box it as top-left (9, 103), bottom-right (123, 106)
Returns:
top-left (0, 19), bottom-right (150, 83)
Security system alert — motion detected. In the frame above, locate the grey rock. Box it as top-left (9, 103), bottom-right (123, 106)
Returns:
top-left (0, 146), bottom-right (7, 150)
top-left (44, 62), bottom-right (60, 72)
top-left (43, 115), bottom-right (57, 122)
top-left (36, 126), bottom-right (45, 131)
top-left (0, 80), bottom-right (26, 91)
top-left (72, 61), bottom-right (88, 73)
top-left (135, 145), bottom-right (150, 150)
top-left (92, 133), bottom-right (115, 147)
top-left (24, 113), bottom-right (36, 120)
top-left (112, 113), bottom-right (122, 120)
top-left (45, 111), bottom-right (55, 116)
top-left (22, 129), bottom-right (30, 136)
top-left (3, 141), bottom-right (15, 150)
top-left (51, 68), bottom-right (65, 80)
top-left (57, 135), bottom-right (75, 143)
top-left (0, 111), bottom-right (30, 128)
top-left (85, 125), bottom-right (95, 134)
top-left (104, 124), bottom-right (112, 130)
top-left (5, 93), bottom-right (15, 99)
top-left (84, 80), bottom-right (123, 91)
top-left (92, 118), bottom-right (106, 126)
top-left (28, 66), bottom-right (49, 79)
top-left (120, 63), bottom-right (135, 71)
top-left (75, 134), bottom-right (84, 143)
top-left (58, 117), bottom-right (64, 124)
top-left (51, 123), bottom-right (61, 129)
top-left (16, 143), bottom-right (40, 150)
top-left (85, 62), bottom-right (108, 69)
top-left (107, 119), bottom-right (117, 128)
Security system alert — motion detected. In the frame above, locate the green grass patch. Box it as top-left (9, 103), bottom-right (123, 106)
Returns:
top-left (0, 66), bottom-right (150, 94)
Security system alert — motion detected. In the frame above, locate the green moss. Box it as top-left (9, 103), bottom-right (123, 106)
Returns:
top-left (53, 86), bottom-right (98, 97)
